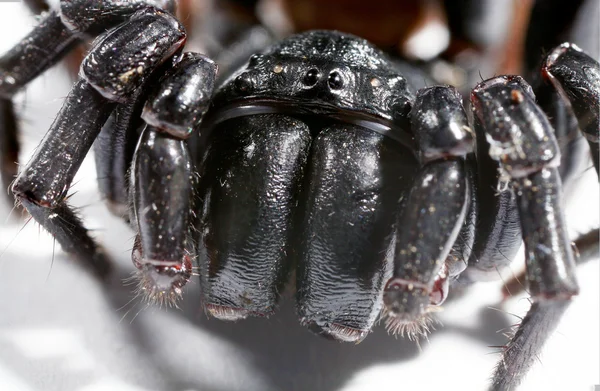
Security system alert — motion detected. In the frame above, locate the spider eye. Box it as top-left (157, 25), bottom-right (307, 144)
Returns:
top-left (328, 71), bottom-right (344, 90)
top-left (248, 54), bottom-right (265, 67)
top-left (303, 68), bottom-right (320, 86)
top-left (234, 73), bottom-right (253, 92)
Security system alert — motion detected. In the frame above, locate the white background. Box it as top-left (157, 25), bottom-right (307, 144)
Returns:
top-left (0, 3), bottom-right (598, 391)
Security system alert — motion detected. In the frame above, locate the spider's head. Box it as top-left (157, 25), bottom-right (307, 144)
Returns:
top-left (382, 265), bottom-right (449, 340)
top-left (210, 31), bottom-right (415, 134)
top-left (131, 240), bottom-right (193, 306)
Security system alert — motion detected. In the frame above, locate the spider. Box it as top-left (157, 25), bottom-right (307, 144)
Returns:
top-left (0, 1), bottom-right (598, 391)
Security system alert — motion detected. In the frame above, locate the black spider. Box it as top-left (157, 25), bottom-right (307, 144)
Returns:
top-left (0, 1), bottom-right (598, 391)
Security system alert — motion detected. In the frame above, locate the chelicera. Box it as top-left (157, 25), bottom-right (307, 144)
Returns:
top-left (0, 2), bottom-right (598, 390)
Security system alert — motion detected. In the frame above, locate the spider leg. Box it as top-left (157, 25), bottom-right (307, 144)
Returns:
top-left (460, 113), bottom-right (523, 282)
top-left (13, 79), bottom-right (116, 207)
top-left (572, 227), bottom-right (600, 264)
top-left (0, 11), bottom-right (79, 203)
top-left (94, 89), bottom-right (147, 219)
top-left (542, 43), bottom-right (600, 176)
top-left (472, 75), bottom-right (579, 390)
top-left (491, 300), bottom-right (571, 391)
top-left (0, 99), bottom-right (18, 203)
top-left (382, 86), bottom-right (473, 336)
top-left (0, 11), bottom-right (79, 99)
top-left (130, 127), bottom-right (196, 305)
top-left (0, 1), bottom-right (178, 203)
top-left (19, 198), bottom-right (112, 279)
top-left (129, 52), bottom-right (217, 304)
top-left (503, 228), bottom-right (600, 298)
top-left (11, 8), bottom-right (186, 276)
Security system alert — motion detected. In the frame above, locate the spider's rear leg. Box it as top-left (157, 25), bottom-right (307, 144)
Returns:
top-left (472, 75), bottom-right (580, 391)
top-left (129, 52), bottom-right (217, 304)
top-left (542, 43), bottom-right (600, 175)
top-left (11, 8), bottom-right (186, 277)
top-left (382, 86), bottom-right (473, 338)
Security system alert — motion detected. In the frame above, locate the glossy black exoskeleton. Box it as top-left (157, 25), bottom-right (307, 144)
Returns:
top-left (1, 2), bottom-right (598, 390)
top-left (198, 32), bottom-right (472, 339)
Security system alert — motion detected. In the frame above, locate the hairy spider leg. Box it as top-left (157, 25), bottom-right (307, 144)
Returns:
top-left (472, 75), bottom-right (580, 391)
top-left (129, 52), bottom-right (217, 305)
top-left (0, 1), bottom-right (178, 205)
top-left (0, 11), bottom-right (79, 204)
top-left (10, 7), bottom-right (186, 278)
top-left (382, 86), bottom-right (473, 339)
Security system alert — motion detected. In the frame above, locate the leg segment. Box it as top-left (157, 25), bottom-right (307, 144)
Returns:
top-left (0, 11), bottom-right (79, 202)
top-left (0, 11), bottom-right (78, 99)
top-left (11, 80), bottom-right (116, 277)
top-left (0, 1), bottom-right (177, 202)
top-left (542, 43), bottom-right (600, 175)
top-left (472, 75), bottom-right (579, 390)
top-left (461, 113), bottom-right (522, 281)
top-left (491, 300), bottom-right (570, 391)
top-left (573, 228), bottom-right (600, 265)
top-left (11, 8), bottom-right (186, 275)
top-left (503, 228), bottom-right (600, 297)
top-left (94, 89), bottom-right (146, 218)
top-left (130, 52), bottom-right (217, 303)
top-left (19, 198), bottom-right (111, 279)
top-left (383, 86), bottom-right (473, 337)
top-left (131, 127), bottom-right (195, 305)
top-left (0, 99), bottom-right (18, 201)
top-left (12, 80), bottom-right (116, 207)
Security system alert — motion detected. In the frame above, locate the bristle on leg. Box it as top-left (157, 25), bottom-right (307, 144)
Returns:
top-left (130, 241), bottom-right (193, 308)
top-left (382, 305), bottom-right (441, 341)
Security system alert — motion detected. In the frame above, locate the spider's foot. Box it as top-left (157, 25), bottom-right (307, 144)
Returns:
top-left (131, 241), bottom-right (192, 307)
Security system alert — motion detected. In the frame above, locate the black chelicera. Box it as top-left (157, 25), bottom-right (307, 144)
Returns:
top-left (1, 2), bottom-right (598, 391)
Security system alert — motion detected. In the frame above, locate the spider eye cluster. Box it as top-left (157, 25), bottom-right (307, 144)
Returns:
top-left (300, 68), bottom-right (345, 90)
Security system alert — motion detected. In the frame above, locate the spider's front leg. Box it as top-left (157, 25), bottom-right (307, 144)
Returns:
top-left (129, 52), bottom-right (217, 304)
top-left (11, 7), bottom-right (186, 278)
top-left (382, 85), bottom-right (475, 337)
top-left (472, 75), bottom-right (580, 391)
